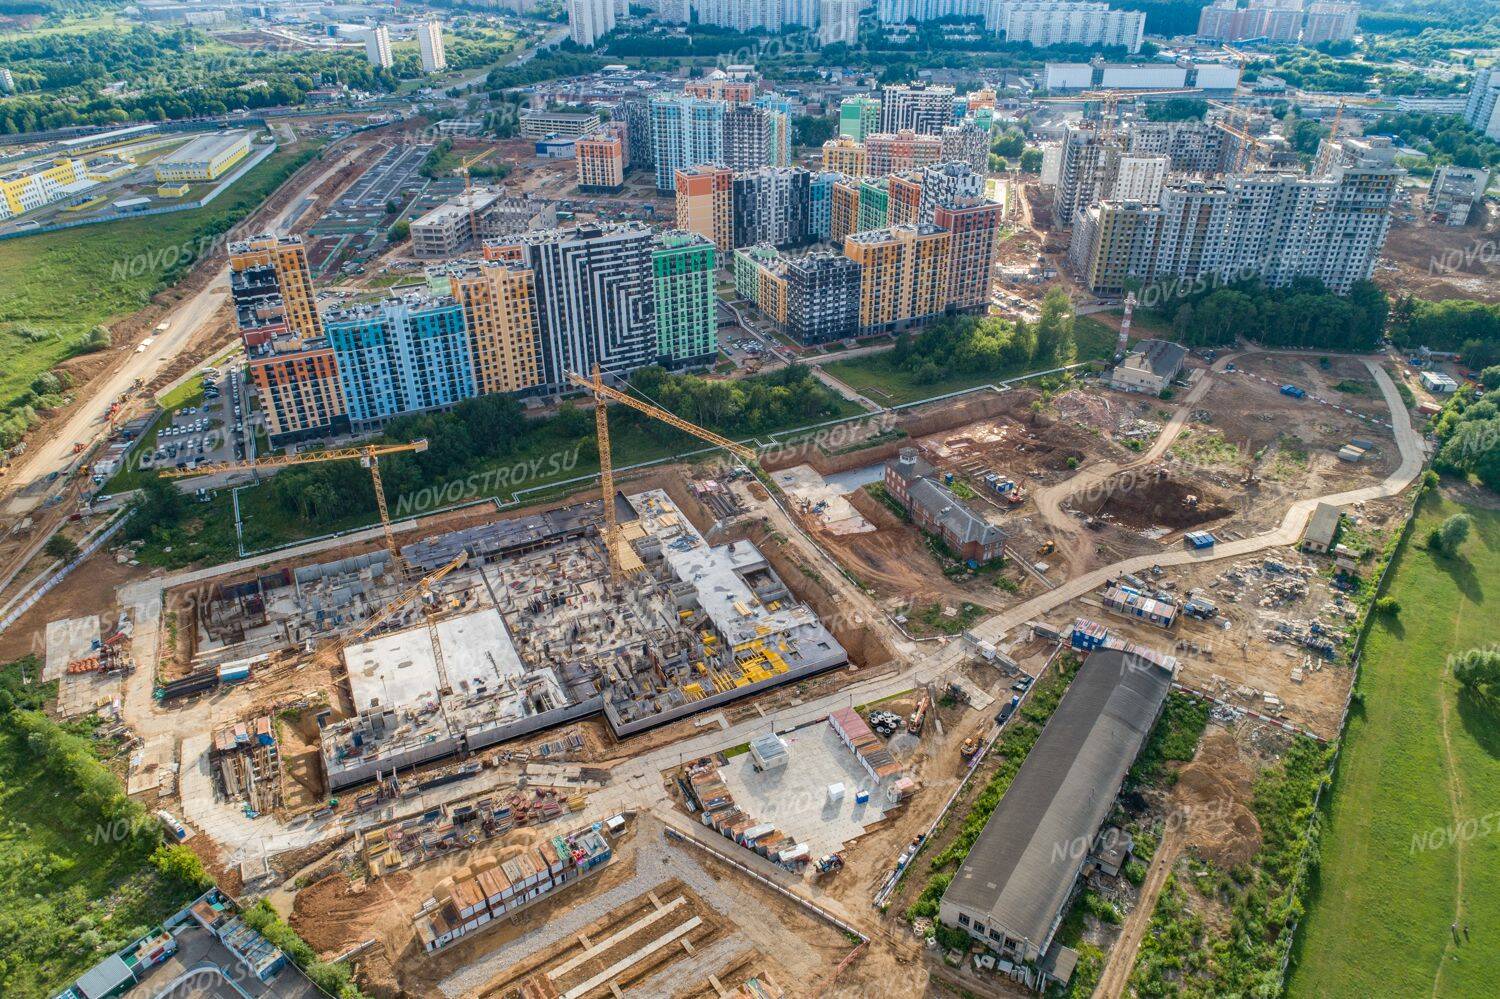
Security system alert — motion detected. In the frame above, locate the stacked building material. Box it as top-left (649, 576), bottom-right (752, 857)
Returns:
top-left (827, 708), bottom-right (905, 784)
top-left (414, 823), bottom-right (613, 952)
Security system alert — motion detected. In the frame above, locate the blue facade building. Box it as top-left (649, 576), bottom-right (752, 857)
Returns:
top-left (326, 296), bottom-right (475, 427)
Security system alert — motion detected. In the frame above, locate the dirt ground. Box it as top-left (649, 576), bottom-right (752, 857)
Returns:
top-left (1377, 204), bottom-right (1500, 304)
top-left (1078, 470), bottom-right (1234, 532)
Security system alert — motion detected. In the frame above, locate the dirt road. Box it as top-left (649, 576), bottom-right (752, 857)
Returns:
top-left (1093, 820), bottom-right (1185, 999)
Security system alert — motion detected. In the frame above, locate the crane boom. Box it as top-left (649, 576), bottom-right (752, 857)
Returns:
top-left (568, 366), bottom-right (757, 575)
top-left (317, 552), bottom-right (468, 673)
top-left (564, 371), bottom-right (758, 461)
top-left (160, 439), bottom-right (430, 578)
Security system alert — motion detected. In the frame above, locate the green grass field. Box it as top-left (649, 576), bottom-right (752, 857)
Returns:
top-left (821, 317), bottom-right (1116, 406)
top-left (1288, 494), bottom-right (1500, 998)
top-left (0, 660), bottom-right (190, 997)
top-left (0, 141), bottom-right (324, 416)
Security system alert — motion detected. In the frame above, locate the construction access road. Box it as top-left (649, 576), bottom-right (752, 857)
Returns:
top-left (117, 351), bottom-right (1424, 881)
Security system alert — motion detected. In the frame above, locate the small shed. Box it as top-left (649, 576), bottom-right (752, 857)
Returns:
top-left (1302, 502), bottom-right (1342, 553)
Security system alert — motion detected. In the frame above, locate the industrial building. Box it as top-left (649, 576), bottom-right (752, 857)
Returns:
top-left (153, 129), bottom-right (253, 182)
top-left (409, 188), bottom-right (507, 258)
top-left (520, 108), bottom-right (603, 139)
top-left (315, 491), bottom-right (849, 790)
top-left (884, 448), bottom-right (1007, 563)
top-left (938, 648), bottom-right (1173, 989)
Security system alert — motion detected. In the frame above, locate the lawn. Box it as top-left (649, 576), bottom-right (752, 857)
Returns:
top-left (0, 141), bottom-right (325, 422)
top-left (821, 317), bottom-right (1116, 406)
top-left (1288, 494), bottom-right (1500, 999)
top-left (0, 659), bottom-right (194, 997)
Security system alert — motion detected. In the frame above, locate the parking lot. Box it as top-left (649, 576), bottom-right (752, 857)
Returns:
top-left (132, 368), bottom-right (258, 479)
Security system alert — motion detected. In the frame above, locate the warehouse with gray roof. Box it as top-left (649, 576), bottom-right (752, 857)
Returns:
top-left (938, 648), bottom-right (1173, 988)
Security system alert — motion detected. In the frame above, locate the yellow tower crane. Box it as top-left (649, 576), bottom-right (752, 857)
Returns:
top-left (460, 148), bottom-right (495, 250)
top-left (567, 365), bottom-right (758, 576)
top-left (161, 439), bottom-right (430, 578)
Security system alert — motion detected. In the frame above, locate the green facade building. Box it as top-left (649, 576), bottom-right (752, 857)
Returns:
top-left (856, 178), bottom-right (889, 233)
top-left (839, 96), bottom-right (880, 142)
top-left (653, 232), bottom-right (718, 365)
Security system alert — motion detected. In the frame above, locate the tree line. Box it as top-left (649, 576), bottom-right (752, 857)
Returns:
top-left (1389, 296), bottom-right (1500, 370)
top-left (1150, 278), bottom-right (1389, 352)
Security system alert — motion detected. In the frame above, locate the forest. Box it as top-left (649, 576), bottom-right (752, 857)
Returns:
top-left (1150, 279), bottom-right (1389, 352)
top-left (1389, 296), bottom-right (1500, 368)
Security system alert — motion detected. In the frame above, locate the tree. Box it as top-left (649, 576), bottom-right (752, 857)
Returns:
top-left (1480, 365), bottom-right (1500, 390)
top-left (387, 219), bottom-right (410, 243)
top-left (1452, 648), bottom-right (1500, 695)
top-left (1439, 513), bottom-right (1472, 553)
top-left (1019, 148), bottom-right (1043, 173)
top-left (150, 845), bottom-right (213, 892)
top-left (43, 534), bottom-right (80, 561)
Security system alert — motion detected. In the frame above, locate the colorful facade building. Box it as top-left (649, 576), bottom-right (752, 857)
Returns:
top-left (934, 200), bottom-right (1003, 311)
top-left (839, 95), bottom-right (881, 142)
top-left (675, 164), bottom-right (735, 254)
top-left (653, 231), bottom-right (719, 365)
top-left (843, 224), bottom-right (952, 333)
top-left (229, 234), bottom-right (324, 342)
top-left (822, 136), bottom-right (868, 177)
top-left (445, 260), bottom-right (547, 396)
top-left (784, 251), bottom-right (862, 344)
top-left (575, 132), bottom-right (625, 191)
top-left (324, 296), bottom-right (475, 427)
top-left (249, 341), bottom-right (350, 445)
top-left (865, 129), bottom-right (944, 177)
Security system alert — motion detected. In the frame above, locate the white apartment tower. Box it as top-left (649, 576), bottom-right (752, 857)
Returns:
top-left (418, 21), bottom-right (447, 74)
top-left (568, 0), bottom-right (616, 48)
top-left (364, 25), bottom-right (393, 69)
top-left (819, 0), bottom-right (862, 46)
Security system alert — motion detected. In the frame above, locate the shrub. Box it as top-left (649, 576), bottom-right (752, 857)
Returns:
top-left (43, 534), bottom-right (80, 561)
top-left (1374, 595), bottom-right (1400, 617)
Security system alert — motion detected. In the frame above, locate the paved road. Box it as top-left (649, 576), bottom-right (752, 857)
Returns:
top-left (112, 353), bottom-right (1426, 872)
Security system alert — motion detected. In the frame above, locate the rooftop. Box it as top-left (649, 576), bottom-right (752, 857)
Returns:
top-left (943, 649), bottom-right (1172, 954)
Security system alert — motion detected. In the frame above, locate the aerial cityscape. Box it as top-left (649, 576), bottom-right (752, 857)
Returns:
top-left (0, 0), bottom-right (1498, 997)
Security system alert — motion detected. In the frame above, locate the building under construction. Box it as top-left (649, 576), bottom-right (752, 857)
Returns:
top-left (318, 490), bottom-right (847, 790)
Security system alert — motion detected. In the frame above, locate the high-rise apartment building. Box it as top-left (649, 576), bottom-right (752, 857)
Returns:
top-left (733, 167), bottom-right (813, 248)
top-left (831, 178), bottom-right (863, 243)
top-left (445, 260), bottom-right (546, 396)
top-left (809, 171), bottom-right (842, 240)
top-left (934, 200), bottom-right (1003, 311)
top-left (652, 232), bottom-right (719, 364)
top-left (940, 123), bottom-right (990, 173)
top-left (785, 252), bottom-right (862, 343)
top-left (866, 130), bottom-right (944, 176)
top-left (1464, 67), bottom-right (1500, 141)
top-left (363, 25), bottom-right (392, 68)
top-left (843, 225), bottom-right (952, 333)
top-left (888, 173), bottom-right (924, 226)
top-left (992, 3), bottom-right (1145, 53)
top-left (499, 223), bottom-right (658, 389)
top-left (620, 98), bottom-right (655, 168)
top-left (754, 92), bottom-right (793, 167)
top-left (1105, 155), bottom-right (1168, 203)
top-left (325, 296), bottom-right (475, 427)
top-left (675, 165), bottom-right (735, 254)
top-left (249, 344), bottom-right (349, 445)
top-left (877, 0), bottom-right (986, 22)
top-left (1046, 123), bottom-right (1110, 230)
top-left (856, 178), bottom-right (891, 232)
top-left (880, 83), bottom-right (955, 135)
top-left (733, 245), bottom-right (789, 324)
top-left (229, 234), bottom-right (324, 343)
top-left (823, 136), bottom-right (869, 177)
top-left (819, 0), bottom-right (862, 46)
top-left (1069, 165), bottom-right (1400, 296)
top-left (1126, 119), bottom-right (1238, 175)
top-left (577, 132), bottom-right (626, 191)
top-left (724, 105), bottom-right (775, 171)
top-left (568, 0), bottom-right (615, 47)
top-left (917, 161), bottom-right (985, 223)
top-left (685, 74), bottom-right (756, 105)
top-left (418, 20), bottom-right (447, 74)
top-left (650, 95), bottom-right (727, 191)
top-left (839, 97), bottom-right (881, 142)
